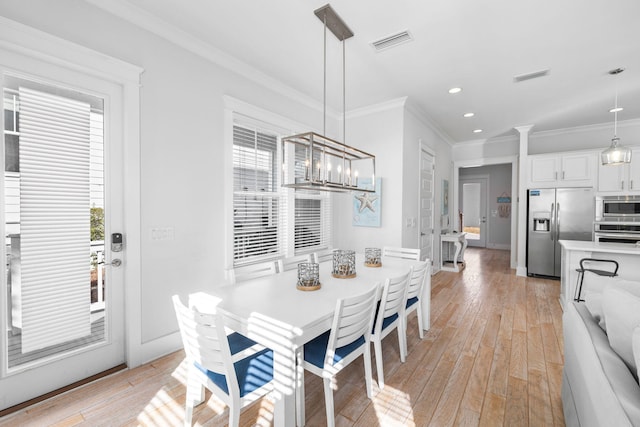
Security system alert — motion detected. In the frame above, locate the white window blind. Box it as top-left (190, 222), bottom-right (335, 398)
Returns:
top-left (19, 86), bottom-right (91, 353)
top-left (233, 125), bottom-right (283, 265)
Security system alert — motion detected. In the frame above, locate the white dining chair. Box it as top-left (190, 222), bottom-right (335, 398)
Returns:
top-left (311, 248), bottom-right (334, 264)
top-left (382, 246), bottom-right (421, 261)
top-left (277, 253), bottom-right (313, 272)
top-left (370, 268), bottom-right (412, 389)
top-left (403, 260), bottom-right (430, 355)
top-left (172, 295), bottom-right (274, 427)
top-left (297, 285), bottom-right (379, 427)
top-left (230, 260), bottom-right (278, 284)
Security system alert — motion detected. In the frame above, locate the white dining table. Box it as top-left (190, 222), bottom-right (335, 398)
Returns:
top-left (191, 254), bottom-right (431, 427)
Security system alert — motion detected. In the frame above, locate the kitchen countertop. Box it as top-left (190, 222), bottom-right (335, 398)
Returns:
top-left (559, 240), bottom-right (640, 255)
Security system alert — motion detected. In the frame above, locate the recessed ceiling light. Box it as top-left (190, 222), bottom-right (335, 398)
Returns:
top-left (448, 87), bottom-right (462, 94)
top-left (610, 107), bottom-right (624, 113)
top-left (473, 129), bottom-right (483, 133)
top-left (463, 112), bottom-right (475, 118)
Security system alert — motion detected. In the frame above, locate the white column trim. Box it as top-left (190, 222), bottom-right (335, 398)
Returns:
top-left (515, 125), bottom-right (534, 277)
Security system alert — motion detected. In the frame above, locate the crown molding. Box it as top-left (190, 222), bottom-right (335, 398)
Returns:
top-left (84, 0), bottom-right (339, 117)
top-left (404, 98), bottom-right (455, 146)
top-left (345, 96), bottom-right (407, 119)
top-left (529, 118), bottom-right (640, 140)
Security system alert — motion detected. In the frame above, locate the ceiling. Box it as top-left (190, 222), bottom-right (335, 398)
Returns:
top-left (96, 0), bottom-right (640, 144)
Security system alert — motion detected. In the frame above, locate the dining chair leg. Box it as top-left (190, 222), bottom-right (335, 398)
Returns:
top-left (416, 306), bottom-right (425, 339)
top-left (397, 325), bottom-right (407, 363)
top-left (323, 377), bottom-right (336, 427)
top-left (184, 372), bottom-right (203, 426)
top-left (373, 340), bottom-right (385, 389)
top-left (363, 346), bottom-right (374, 399)
top-left (296, 349), bottom-right (305, 427)
top-left (401, 316), bottom-right (409, 358)
top-left (229, 403), bottom-right (241, 427)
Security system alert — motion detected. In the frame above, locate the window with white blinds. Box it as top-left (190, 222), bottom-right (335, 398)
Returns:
top-left (232, 122), bottom-right (331, 266)
top-left (233, 125), bottom-right (282, 264)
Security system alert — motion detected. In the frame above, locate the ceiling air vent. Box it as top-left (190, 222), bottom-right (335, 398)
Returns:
top-left (513, 69), bottom-right (550, 83)
top-left (371, 30), bottom-right (413, 52)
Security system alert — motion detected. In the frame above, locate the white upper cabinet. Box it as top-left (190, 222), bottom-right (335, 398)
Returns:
top-left (528, 151), bottom-right (597, 188)
top-left (598, 147), bottom-right (640, 193)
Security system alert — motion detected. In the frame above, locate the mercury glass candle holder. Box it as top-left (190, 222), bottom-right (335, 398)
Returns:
top-left (297, 262), bottom-right (321, 291)
top-left (332, 250), bottom-right (356, 278)
top-left (364, 247), bottom-right (382, 267)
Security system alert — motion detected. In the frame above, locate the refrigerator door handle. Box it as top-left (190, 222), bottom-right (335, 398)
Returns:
top-left (556, 203), bottom-right (560, 241)
top-left (550, 203), bottom-right (555, 241)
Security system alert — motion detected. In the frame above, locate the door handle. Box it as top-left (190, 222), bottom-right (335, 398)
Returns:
top-left (550, 203), bottom-right (555, 241)
top-left (420, 232), bottom-right (426, 236)
top-left (556, 203), bottom-right (560, 240)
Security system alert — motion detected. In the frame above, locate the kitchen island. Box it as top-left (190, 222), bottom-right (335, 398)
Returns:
top-left (559, 240), bottom-right (640, 309)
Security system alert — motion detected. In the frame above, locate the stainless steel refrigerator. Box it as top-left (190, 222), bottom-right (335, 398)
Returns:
top-left (527, 187), bottom-right (594, 277)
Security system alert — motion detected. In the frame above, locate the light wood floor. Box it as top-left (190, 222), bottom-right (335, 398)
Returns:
top-left (0, 248), bottom-right (565, 426)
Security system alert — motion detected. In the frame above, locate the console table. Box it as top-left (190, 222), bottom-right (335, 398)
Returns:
top-left (440, 232), bottom-right (467, 272)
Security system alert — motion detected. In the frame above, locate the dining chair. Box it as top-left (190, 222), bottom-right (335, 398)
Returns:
top-left (382, 246), bottom-right (421, 261)
top-left (277, 253), bottom-right (313, 272)
top-left (297, 285), bottom-right (379, 427)
top-left (230, 260), bottom-right (278, 284)
top-left (370, 268), bottom-right (412, 389)
top-left (311, 248), bottom-right (334, 264)
top-left (172, 295), bottom-right (274, 427)
top-left (403, 260), bottom-right (430, 355)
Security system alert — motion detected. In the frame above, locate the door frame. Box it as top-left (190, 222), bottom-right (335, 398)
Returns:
top-left (453, 156), bottom-right (518, 269)
top-left (418, 143), bottom-right (435, 268)
top-left (0, 17), bottom-right (142, 410)
top-left (459, 175), bottom-right (489, 248)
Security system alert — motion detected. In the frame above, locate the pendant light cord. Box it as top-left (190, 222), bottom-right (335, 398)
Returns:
top-left (343, 38), bottom-right (346, 144)
top-left (614, 91), bottom-right (618, 138)
top-left (323, 14), bottom-right (327, 136)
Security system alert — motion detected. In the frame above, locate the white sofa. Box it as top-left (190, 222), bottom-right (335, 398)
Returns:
top-left (562, 284), bottom-right (640, 426)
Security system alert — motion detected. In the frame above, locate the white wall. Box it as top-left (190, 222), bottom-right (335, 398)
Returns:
top-left (0, 1), bottom-right (336, 353)
top-left (333, 101), bottom-right (405, 251)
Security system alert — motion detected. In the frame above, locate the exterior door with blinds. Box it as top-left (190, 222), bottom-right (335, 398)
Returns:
top-left (1, 59), bottom-right (125, 409)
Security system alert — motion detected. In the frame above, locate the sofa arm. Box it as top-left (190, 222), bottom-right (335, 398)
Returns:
top-left (563, 302), bottom-right (640, 426)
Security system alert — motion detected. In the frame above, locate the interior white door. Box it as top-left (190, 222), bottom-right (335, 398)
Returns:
top-left (419, 148), bottom-right (435, 265)
top-left (461, 178), bottom-right (488, 248)
top-left (0, 51), bottom-right (125, 410)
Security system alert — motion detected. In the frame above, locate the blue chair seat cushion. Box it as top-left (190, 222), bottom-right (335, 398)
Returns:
top-left (406, 296), bottom-right (419, 309)
top-left (372, 301), bottom-right (399, 333)
top-left (228, 332), bottom-right (258, 354)
top-left (304, 330), bottom-right (366, 369)
top-left (195, 348), bottom-right (273, 398)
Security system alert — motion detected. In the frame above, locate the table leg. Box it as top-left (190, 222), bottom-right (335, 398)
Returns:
top-left (452, 241), bottom-right (462, 272)
top-left (272, 347), bottom-right (297, 427)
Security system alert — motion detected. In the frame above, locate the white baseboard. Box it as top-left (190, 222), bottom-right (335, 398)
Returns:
top-left (130, 331), bottom-right (182, 368)
top-left (516, 266), bottom-right (528, 277)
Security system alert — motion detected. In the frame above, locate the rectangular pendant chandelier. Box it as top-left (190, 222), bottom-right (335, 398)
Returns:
top-left (281, 131), bottom-right (376, 192)
top-left (281, 4), bottom-right (376, 193)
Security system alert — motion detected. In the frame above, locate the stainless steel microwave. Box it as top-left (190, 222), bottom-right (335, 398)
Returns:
top-left (596, 195), bottom-right (640, 221)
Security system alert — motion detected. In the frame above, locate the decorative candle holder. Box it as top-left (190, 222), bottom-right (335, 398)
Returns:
top-left (364, 247), bottom-right (382, 267)
top-left (297, 262), bottom-right (321, 291)
top-left (332, 250), bottom-right (356, 278)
